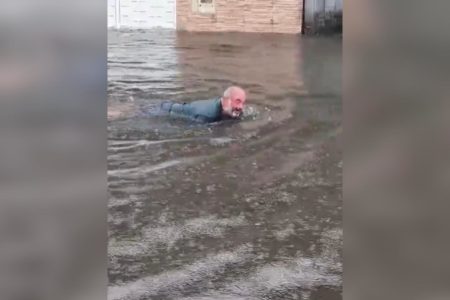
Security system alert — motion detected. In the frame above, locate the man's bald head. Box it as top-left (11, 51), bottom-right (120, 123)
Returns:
top-left (223, 86), bottom-right (246, 100)
top-left (221, 86), bottom-right (246, 118)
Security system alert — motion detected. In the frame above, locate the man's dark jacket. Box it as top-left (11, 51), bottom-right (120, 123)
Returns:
top-left (160, 98), bottom-right (223, 123)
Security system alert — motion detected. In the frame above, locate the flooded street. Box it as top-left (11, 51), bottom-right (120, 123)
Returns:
top-left (108, 29), bottom-right (342, 300)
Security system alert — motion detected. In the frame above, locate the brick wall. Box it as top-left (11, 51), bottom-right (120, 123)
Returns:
top-left (177, 0), bottom-right (303, 34)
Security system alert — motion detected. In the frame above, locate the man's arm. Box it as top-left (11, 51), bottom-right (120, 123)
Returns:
top-left (167, 102), bottom-right (212, 123)
top-left (192, 115), bottom-right (211, 123)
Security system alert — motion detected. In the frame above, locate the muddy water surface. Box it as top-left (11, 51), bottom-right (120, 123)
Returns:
top-left (108, 29), bottom-right (342, 300)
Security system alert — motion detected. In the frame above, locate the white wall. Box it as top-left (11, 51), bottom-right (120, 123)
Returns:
top-left (108, 0), bottom-right (176, 29)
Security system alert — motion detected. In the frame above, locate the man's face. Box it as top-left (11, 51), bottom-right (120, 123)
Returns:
top-left (222, 90), bottom-right (246, 118)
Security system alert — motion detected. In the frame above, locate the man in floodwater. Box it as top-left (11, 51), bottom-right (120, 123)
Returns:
top-left (160, 86), bottom-right (246, 123)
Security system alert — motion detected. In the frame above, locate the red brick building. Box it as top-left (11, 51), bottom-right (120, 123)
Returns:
top-left (177, 0), bottom-right (303, 34)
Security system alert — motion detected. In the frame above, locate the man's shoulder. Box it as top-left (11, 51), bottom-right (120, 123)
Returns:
top-left (190, 97), bottom-right (220, 105)
top-left (190, 98), bottom-right (221, 111)
top-left (188, 97), bottom-right (222, 122)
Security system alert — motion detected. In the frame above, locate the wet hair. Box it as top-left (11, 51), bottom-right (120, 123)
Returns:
top-left (223, 86), bottom-right (245, 100)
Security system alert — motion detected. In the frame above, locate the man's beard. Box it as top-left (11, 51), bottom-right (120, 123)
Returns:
top-left (231, 109), bottom-right (242, 118)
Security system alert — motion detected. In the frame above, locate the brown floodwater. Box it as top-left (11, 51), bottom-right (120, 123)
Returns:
top-left (108, 29), bottom-right (342, 300)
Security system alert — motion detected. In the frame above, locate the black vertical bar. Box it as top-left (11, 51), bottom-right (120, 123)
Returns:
top-left (301, 0), bottom-right (306, 34)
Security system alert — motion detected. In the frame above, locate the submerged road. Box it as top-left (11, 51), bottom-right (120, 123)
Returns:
top-left (108, 29), bottom-right (342, 300)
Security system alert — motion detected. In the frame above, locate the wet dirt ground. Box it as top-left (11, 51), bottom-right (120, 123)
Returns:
top-left (108, 29), bottom-right (342, 300)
